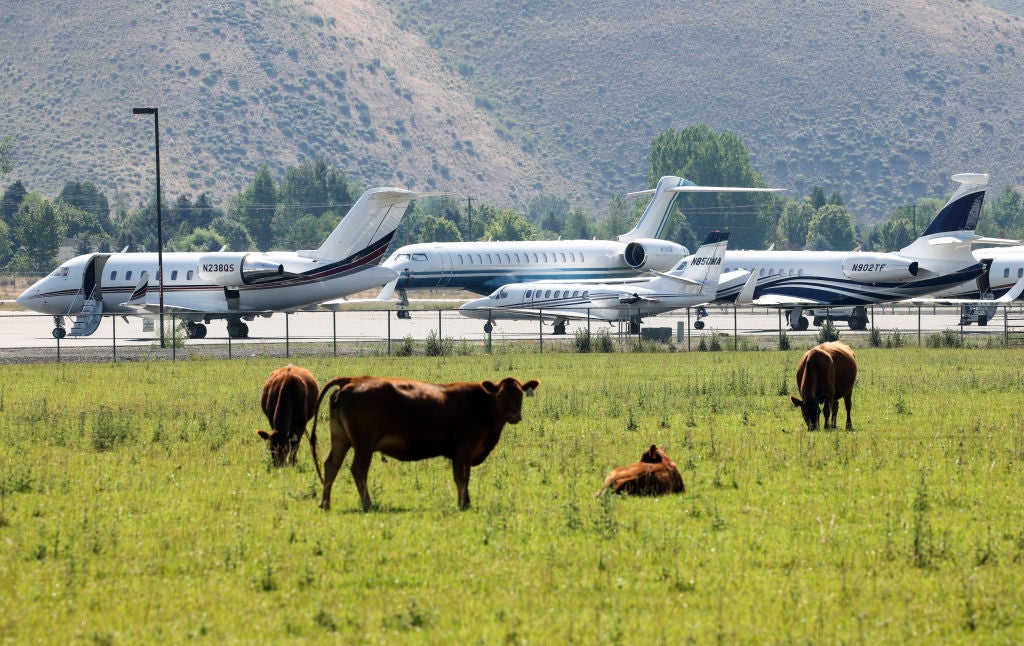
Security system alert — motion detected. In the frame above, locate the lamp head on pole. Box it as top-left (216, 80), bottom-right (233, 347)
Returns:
top-left (132, 107), bottom-right (157, 115)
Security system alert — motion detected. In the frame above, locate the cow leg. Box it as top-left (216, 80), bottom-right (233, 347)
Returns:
top-left (452, 459), bottom-right (471, 510)
top-left (350, 449), bottom-right (374, 511)
top-left (843, 394), bottom-right (853, 430)
top-left (824, 398), bottom-right (835, 429)
top-left (320, 426), bottom-right (352, 511)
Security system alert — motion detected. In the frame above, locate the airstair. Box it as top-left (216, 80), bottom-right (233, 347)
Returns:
top-left (68, 289), bottom-right (104, 337)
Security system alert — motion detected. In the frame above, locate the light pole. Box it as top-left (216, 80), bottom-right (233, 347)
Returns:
top-left (132, 107), bottom-right (166, 347)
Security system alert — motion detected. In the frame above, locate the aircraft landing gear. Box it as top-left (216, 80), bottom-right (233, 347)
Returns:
top-left (553, 322), bottom-right (567, 335)
top-left (227, 319), bottom-right (249, 339)
top-left (52, 316), bottom-right (66, 339)
top-left (397, 309), bottom-right (411, 320)
top-left (787, 308), bottom-right (809, 331)
top-left (628, 318), bottom-right (641, 335)
top-left (483, 322), bottom-right (493, 334)
top-left (185, 321), bottom-right (207, 339)
top-left (693, 305), bottom-right (708, 329)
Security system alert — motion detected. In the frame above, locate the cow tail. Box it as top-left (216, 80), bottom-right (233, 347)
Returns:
top-left (308, 376), bottom-right (355, 485)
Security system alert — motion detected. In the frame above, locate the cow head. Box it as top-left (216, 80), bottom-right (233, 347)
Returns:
top-left (790, 396), bottom-right (820, 431)
top-left (482, 377), bottom-right (540, 424)
top-left (640, 445), bottom-right (666, 463)
top-left (257, 429), bottom-right (300, 467)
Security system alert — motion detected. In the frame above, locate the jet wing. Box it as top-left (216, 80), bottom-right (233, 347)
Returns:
top-left (748, 293), bottom-right (827, 307)
top-left (906, 276), bottom-right (1024, 305)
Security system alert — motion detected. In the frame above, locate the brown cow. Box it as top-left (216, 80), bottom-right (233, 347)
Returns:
top-left (790, 341), bottom-right (857, 430)
top-left (594, 445), bottom-right (685, 497)
top-left (310, 376), bottom-right (540, 511)
top-left (257, 365), bottom-right (319, 466)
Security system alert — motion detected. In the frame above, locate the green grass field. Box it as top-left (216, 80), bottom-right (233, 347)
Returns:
top-left (2, 347), bottom-right (1023, 643)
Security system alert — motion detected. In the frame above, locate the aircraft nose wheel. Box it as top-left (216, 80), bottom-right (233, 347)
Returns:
top-left (483, 322), bottom-right (493, 333)
top-left (52, 327), bottom-right (67, 339)
top-left (693, 320), bottom-right (705, 330)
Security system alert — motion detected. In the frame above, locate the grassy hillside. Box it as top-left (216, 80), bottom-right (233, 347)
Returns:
top-left (3, 1), bottom-right (1024, 222)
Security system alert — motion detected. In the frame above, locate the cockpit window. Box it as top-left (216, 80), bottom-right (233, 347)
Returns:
top-left (51, 267), bottom-right (70, 277)
top-left (412, 253), bottom-right (428, 261)
top-left (390, 253), bottom-right (410, 262)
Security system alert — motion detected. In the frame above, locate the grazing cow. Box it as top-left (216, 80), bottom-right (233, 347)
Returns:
top-left (790, 341), bottom-right (857, 430)
top-left (257, 365), bottom-right (319, 466)
top-left (310, 376), bottom-right (540, 511)
top-left (594, 445), bottom-right (686, 497)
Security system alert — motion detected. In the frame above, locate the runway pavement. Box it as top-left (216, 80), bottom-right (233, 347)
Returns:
top-left (0, 302), bottom-right (1016, 359)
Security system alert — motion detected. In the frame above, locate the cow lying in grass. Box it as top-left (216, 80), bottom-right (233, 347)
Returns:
top-left (594, 445), bottom-right (685, 497)
top-left (310, 375), bottom-right (539, 511)
top-left (257, 364), bottom-right (319, 467)
top-left (790, 341), bottom-right (857, 430)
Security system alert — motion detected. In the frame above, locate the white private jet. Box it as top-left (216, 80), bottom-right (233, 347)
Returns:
top-left (17, 186), bottom-right (417, 339)
top-left (713, 173), bottom-right (994, 330)
top-left (912, 245), bottom-right (1024, 325)
top-left (381, 175), bottom-right (782, 317)
top-left (459, 230), bottom-right (742, 334)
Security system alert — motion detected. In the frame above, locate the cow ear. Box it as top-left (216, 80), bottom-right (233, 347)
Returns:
top-left (258, 430), bottom-right (273, 441)
top-left (790, 396), bottom-right (803, 407)
top-left (481, 381), bottom-right (499, 393)
top-left (523, 379), bottom-right (539, 396)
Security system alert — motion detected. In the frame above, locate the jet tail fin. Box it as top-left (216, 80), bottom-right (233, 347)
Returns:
top-left (901, 174), bottom-right (988, 256)
top-left (301, 187), bottom-right (416, 262)
top-left (676, 231), bottom-right (730, 296)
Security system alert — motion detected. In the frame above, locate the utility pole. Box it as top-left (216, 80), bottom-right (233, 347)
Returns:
top-left (466, 196), bottom-right (474, 241)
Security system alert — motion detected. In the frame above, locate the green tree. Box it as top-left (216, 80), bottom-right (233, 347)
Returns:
top-left (57, 181), bottom-right (112, 234)
top-left (809, 186), bottom-right (827, 210)
top-left (482, 208), bottom-right (537, 241)
top-left (528, 194), bottom-right (570, 234)
top-left (978, 185), bottom-right (1024, 239)
top-left (9, 194), bottom-right (66, 271)
top-left (872, 216), bottom-right (915, 251)
top-left (806, 204), bottom-right (857, 251)
top-left (176, 227), bottom-right (227, 252)
top-left (231, 164), bottom-right (278, 251)
top-left (647, 125), bottom-right (774, 248)
top-left (0, 135), bottom-right (13, 179)
top-left (209, 216), bottom-right (254, 252)
top-left (1, 180), bottom-right (28, 225)
top-left (0, 220), bottom-right (13, 267)
top-left (562, 207), bottom-right (594, 240)
top-left (418, 215), bottom-right (462, 242)
top-left (776, 199), bottom-right (813, 250)
top-left (597, 192), bottom-right (634, 240)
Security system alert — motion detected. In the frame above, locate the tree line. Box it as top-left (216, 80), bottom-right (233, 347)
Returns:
top-left (2, 127), bottom-right (1023, 273)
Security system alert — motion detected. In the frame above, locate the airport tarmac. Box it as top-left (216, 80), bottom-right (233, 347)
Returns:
top-left (0, 302), bottom-right (1017, 362)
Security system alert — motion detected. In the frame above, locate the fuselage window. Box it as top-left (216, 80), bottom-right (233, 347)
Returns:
top-left (1005, 268), bottom-right (1010, 278)
top-left (560, 253), bottom-right (567, 263)
top-left (553, 290), bottom-right (561, 298)
top-left (583, 291), bottom-right (589, 298)
top-left (525, 290), bottom-right (533, 299)
top-left (541, 253), bottom-right (548, 263)
top-left (187, 270), bottom-right (194, 280)
top-left (504, 254), bottom-right (511, 264)
top-left (476, 254), bottom-right (483, 265)
top-left (544, 290), bottom-right (552, 298)
top-left (759, 268), bottom-right (766, 277)
top-left (457, 255), bottom-right (464, 265)
top-left (531, 253), bottom-right (539, 263)
top-left (126, 271), bottom-right (133, 281)
top-left (797, 269), bottom-right (804, 276)
top-left (1018, 268), bottom-right (1023, 278)
top-left (467, 255), bottom-right (474, 265)
top-left (513, 253), bottom-right (521, 263)
top-left (485, 254), bottom-right (493, 265)
top-left (171, 270), bottom-right (178, 281)
top-left (110, 271), bottom-right (117, 281)
top-left (573, 290), bottom-right (580, 298)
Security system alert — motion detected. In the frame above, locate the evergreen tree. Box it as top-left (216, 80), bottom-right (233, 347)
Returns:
top-left (482, 209), bottom-right (537, 241)
top-left (562, 207), bottom-right (594, 240)
top-left (57, 181), bottom-right (112, 234)
top-left (418, 215), bottom-right (462, 243)
top-left (1, 180), bottom-right (28, 225)
top-left (230, 164), bottom-right (278, 251)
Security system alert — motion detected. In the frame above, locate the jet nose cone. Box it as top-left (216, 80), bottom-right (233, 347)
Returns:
top-left (15, 288), bottom-right (34, 308)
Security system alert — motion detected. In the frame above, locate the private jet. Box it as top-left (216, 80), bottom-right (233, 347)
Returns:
top-left (381, 175), bottom-right (781, 316)
top-left (459, 230), bottom-right (742, 334)
top-left (716, 173), bottom-right (993, 330)
top-left (17, 186), bottom-right (417, 339)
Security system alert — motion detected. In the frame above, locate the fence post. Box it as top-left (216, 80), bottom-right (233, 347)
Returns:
top-left (285, 312), bottom-right (290, 358)
top-left (538, 309), bottom-right (543, 353)
top-left (387, 310), bottom-right (391, 356)
top-left (112, 315), bottom-right (117, 363)
top-left (333, 311), bottom-right (338, 356)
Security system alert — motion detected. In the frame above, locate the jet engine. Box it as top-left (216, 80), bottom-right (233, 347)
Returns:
top-left (841, 253), bottom-right (919, 283)
top-left (197, 253), bottom-right (285, 286)
top-left (622, 239), bottom-right (689, 271)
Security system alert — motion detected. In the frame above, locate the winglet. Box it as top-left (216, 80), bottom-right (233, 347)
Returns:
top-left (997, 275), bottom-right (1024, 303)
top-left (124, 271), bottom-right (150, 304)
top-left (735, 268), bottom-right (760, 305)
